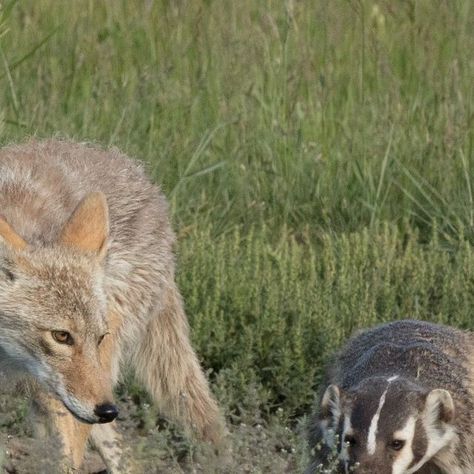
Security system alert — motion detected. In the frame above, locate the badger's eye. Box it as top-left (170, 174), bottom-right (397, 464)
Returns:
top-left (51, 331), bottom-right (74, 346)
top-left (389, 439), bottom-right (405, 451)
top-left (344, 435), bottom-right (357, 447)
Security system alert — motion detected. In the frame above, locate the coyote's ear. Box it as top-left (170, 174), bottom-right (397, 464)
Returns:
top-left (59, 192), bottom-right (109, 259)
top-left (0, 216), bottom-right (27, 251)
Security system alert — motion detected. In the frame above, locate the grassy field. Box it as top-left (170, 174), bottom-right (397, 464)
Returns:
top-left (0, 0), bottom-right (474, 472)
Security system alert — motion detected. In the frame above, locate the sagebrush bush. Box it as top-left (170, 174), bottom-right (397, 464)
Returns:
top-left (178, 223), bottom-right (474, 416)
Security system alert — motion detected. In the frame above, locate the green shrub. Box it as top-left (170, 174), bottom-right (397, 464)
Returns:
top-left (178, 223), bottom-right (474, 416)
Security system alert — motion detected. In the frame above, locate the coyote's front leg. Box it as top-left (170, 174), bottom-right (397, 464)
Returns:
top-left (32, 390), bottom-right (92, 472)
top-left (130, 283), bottom-right (226, 446)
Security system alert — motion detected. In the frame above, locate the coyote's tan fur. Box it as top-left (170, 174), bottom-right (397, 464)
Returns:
top-left (0, 139), bottom-right (225, 472)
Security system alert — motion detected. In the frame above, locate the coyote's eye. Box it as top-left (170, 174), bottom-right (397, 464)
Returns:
top-left (98, 333), bottom-right (108, 346)
top-left (52, 331), bottom-right (74, 345)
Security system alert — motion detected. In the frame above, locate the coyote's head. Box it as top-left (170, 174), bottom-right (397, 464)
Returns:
top-left (0, 192), bottom-right (118, 424)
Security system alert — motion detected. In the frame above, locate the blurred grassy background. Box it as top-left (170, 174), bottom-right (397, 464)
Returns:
top-left (0, 1), bottom-right (473, 472)
top-left (1, 0), bottom-right (473, 237)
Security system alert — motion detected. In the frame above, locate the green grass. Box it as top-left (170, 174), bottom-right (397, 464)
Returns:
top-left (0, 1), bottom-right (474, 472)
top-left (0, 0), bottom-right (473, 237)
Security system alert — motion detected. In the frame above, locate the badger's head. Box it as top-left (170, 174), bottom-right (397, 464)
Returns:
top-left (316, 376), bottom-right (456, 474)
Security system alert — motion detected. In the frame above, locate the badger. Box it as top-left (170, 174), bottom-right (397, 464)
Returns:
top-left (306, 320), bottom-right (474, 474)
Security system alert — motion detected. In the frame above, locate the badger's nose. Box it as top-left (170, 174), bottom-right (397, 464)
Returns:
top-left (94, 403), bottom-right (119, 423)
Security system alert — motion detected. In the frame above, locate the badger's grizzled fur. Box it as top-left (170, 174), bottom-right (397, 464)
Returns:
top-left (306, 320), bottom-right (474, 474)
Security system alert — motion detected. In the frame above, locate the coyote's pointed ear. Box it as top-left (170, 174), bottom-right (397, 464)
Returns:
top-left (59, 192), bottom-right (109, 259)
top-left (0, 216), bottom-right (27, 251)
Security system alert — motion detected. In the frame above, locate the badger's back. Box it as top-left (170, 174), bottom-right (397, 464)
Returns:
top-left (331, 320), bottom-right (474, 395)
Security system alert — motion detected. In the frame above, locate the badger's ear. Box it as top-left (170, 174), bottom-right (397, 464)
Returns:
top-left (320, 384), bottom-right (341, 422)
top-left (0, 216), bottom-right (27, 251)
top-left (424, 389), bottom-right (455, 427)
top-left (59, 192), bottom-right (109, 259)
top-left (319, 384), bottom-right (342, 447)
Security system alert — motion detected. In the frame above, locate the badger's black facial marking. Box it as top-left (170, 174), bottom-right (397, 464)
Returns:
top-left (350, 387), bottom-right (384, 439)
top-left (408, 417), bottom-right (428, 469)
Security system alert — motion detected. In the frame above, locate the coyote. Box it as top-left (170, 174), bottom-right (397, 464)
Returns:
top-left (0, 139), bottom-right (225, 472)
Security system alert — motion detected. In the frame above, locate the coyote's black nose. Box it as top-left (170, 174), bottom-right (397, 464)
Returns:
top-left (94, 403), bottom-right (119, 423)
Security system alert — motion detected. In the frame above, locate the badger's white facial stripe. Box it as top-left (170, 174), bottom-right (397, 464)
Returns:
top-left (366, 376), bottom-right (399, 455)
top-left (391, 416), bottom-right (416, 474)
top-left (367, 387), bottom-right (388, 455)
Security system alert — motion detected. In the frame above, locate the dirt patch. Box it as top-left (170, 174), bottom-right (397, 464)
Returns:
top-left (0, 391), bottom-right (306, 473)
